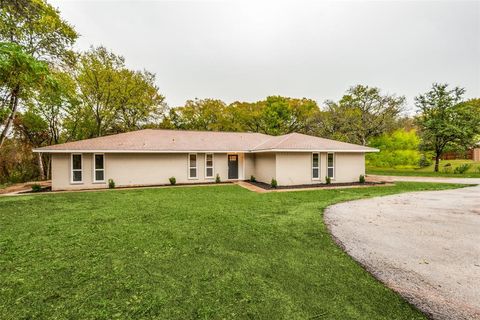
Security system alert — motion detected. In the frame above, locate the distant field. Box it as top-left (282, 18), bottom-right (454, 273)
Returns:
top-left (367, 159), bottom-right (480, 178)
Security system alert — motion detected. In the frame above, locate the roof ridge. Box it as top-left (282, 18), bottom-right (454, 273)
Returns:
top-left (251, 133), bottom-right (294, 151)
top-left (146, 128), bottom-right (271, 136)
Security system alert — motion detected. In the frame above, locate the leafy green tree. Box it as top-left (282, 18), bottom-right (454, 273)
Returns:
top-left (162, 98), bottom-right (232, 131)
top-left (13, 110), bottom-right (49, 179)
top-left (73, 46), bottom-right (165, 138)
top-left (0, 42), bottom-right (50, 148)
top-left (0, 0), bottom-right (78, 63)
top-left (230, 96), bottom-right (319, 135)
top-left (0, 0), bottom-right (78, 148)
top-left (367, 129), bottom-right (421, 168)
top-left (415, 84), bottom-right (480, 172)
top-left (318, 85), bottom-right (405, 145)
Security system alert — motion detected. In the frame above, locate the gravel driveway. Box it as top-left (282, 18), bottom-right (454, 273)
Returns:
top-left (325, 177), bottom-right (480, 320)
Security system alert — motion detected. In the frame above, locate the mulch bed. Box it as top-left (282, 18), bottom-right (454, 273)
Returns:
top-left (19, 181), bottom-right (233, 194)
top-left (22, 186), bottom-right (52, 194)
top-left (247, 180), bottom-right (385, 190)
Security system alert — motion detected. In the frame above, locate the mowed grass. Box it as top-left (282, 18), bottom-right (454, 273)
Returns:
top-left (0, 182), bottom-right (465, 319)
top-left (368, 159), bottom-right (480, 178)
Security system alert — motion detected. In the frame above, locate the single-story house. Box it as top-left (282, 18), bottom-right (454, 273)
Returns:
top-left (33, 129), bottom-right (378, 191)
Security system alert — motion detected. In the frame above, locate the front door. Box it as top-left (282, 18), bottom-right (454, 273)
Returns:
top-left (228, 155), bottom-right (239, 179)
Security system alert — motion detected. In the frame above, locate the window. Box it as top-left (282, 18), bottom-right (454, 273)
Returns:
top-left (188, 153), bottom-right (197, 179)
top-left (205, 153), bottom-right (214, 178)
top-left (327, 153), bottom-right (335, 179)
top-left (93, 154), bottom-right (105, 182)
top-left (71, 154), bottom-right (83, 183)
top-left (312, 153), bottom-right (320, 180)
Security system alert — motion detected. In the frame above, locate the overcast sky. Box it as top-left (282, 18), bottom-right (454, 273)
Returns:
top-left (50, 0), bottom-right (479, 112)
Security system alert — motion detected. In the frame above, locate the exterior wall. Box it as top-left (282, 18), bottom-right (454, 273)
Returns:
top-left (254, 153), bottom-right (276, 184)
top-left (51, 152), bottom-right (231, 191)
top-left (274, 152), bottom-right (365, 185)
top-left (331, 152), bottom-right (365, 183)
top-left (51, 151), bottom-right (366, 190)
top-left (244, 153), bottom-right (255, 180)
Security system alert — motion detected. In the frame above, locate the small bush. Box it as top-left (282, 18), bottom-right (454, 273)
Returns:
top-left (325, 176), bottom-right (331, 185)
top-left (453, 164), bottom-right (471, 174)
top-left (442, 167), bottom-right (452, 174)
top-left (169, 177), bottom-right (176, 185)
top-left (270, 179), bottom-right (277, 189)
top-left (444, 163), bottom-right (452, 167)
top-left (250, 175), bottom-right (256, 182)
top-left (418, 154), bottom-right (432, 168)
top-left (108, 179), bottom-right (115, 189)
top-left (31, 184), bottom-right (42, 192)
top-left (476, 166), bottom-right (480, 173)
top-left (215, 174), bottom-right (221, 183)
top-left (359, 175), bottom-right (365, 184)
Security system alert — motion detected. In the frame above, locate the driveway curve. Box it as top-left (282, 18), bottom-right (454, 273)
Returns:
top-left (325, 177), bottom-right (480, 320)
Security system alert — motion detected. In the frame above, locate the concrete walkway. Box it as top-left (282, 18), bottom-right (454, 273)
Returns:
top-left (325, 176), bottom-right (480, 320)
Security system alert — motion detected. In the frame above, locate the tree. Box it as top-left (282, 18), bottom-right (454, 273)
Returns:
top-left (318, 85), bottom-right (405, 145)
top-left (73, 46), bottom-right (165, 138)
top-left (0, 0), bottom-right (78, 148)
top-left (13, 110), bottom-right (49, 179)
top-left (367, 129), bottom-right (421, 168)
top-left (163, 99), bottom-right (232, 131)
top-left (415, 83), bottom-right (480, 172)
top-left (0, 42), bottom-right (50, 148)
top-left (0, 0), bottom-right (78, 64)
top-left (230, 96), bottom-right (319, 135)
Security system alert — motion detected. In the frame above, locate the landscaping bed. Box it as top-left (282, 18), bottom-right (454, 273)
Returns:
top-left (247, 180), bottom-right (385, 190)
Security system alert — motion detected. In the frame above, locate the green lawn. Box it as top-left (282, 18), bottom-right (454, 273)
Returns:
top-left (0, 183), bottom-right (465, 319)
top-left (368, 159), bottom-right (480, 178)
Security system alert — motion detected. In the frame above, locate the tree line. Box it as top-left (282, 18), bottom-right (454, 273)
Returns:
top-left (1, 0), bottom-right (479, 184)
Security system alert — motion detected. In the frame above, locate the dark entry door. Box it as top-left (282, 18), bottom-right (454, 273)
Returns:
top-left (228, 155), bottom-right (239, 179)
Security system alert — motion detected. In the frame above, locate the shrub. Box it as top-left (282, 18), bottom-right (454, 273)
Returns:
top-left (444, 163), bottom-right (452, 167)
top-left (270, 178), bottom-right (277, 188)
top-left (169, 177), bottom-right (176, 185)
top-left (108, 179), bottom-right (115, 189)
top-left (366, 129), bottom-right (421, 168)
top-left (442, 167), bottom-right (452, 174)
top-left (453, 164), bottom-right (471, 174)
top-left (31, 184), bottom-right (42, 192)
top-left (215, 174), bottom-right (221, 183)
top-left (418, 154), bottom-right (432, 168)
top-left (476, 166), bottom-right (480, 173)
top-left (325, 176), bottom-right (331, 185)
top-left (359, 174), bottom-right (365, 184)
top-left (250, 175), bottom-right (256, 182)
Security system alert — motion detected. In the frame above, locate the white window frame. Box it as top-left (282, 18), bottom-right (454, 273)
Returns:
top-left (205, 153), bottom-right (214, 179)
top-left (93, 153), bottom-right (106, 183)
top-left (327, 152), bottom-right (335, 179)
top-left (312, 152), bottom-right (320, 180)
top-left (188, 153), bottom-right (198, 179)
top-left (70, 153), bottom-right (83, 184)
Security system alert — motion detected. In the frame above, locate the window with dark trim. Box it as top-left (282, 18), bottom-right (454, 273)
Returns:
top-left (205, 153), bottom-right (214, 178)
top-left (188, 153), bottom-right (197, 179)
top-left (327, 153), bottom-right (335, 179)
top-left (71, 154), bottom-right (82, 183)
top-left (312, 153), bottom-right (320, 179)
top-left (94, 154), bottom-right (105, 182)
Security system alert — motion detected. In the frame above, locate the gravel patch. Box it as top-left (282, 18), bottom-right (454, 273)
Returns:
top-left (325, 181), bottom-right (480, 320)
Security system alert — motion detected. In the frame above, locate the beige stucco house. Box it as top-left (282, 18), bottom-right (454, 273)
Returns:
top-left (34, 129), bottom-right (378, 191)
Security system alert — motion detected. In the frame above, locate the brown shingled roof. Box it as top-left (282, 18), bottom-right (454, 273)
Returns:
top-left (34, 129), bottom-right (378, 153)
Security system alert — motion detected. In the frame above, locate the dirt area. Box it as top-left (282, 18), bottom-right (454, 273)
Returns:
top-left (325, 181), bottom-right (480, 320)
top-left (0, 180), bottom-right (51, 195)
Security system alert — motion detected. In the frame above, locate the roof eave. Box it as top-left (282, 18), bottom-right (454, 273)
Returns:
top-left (34, 148), bottom-right (380, 153)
